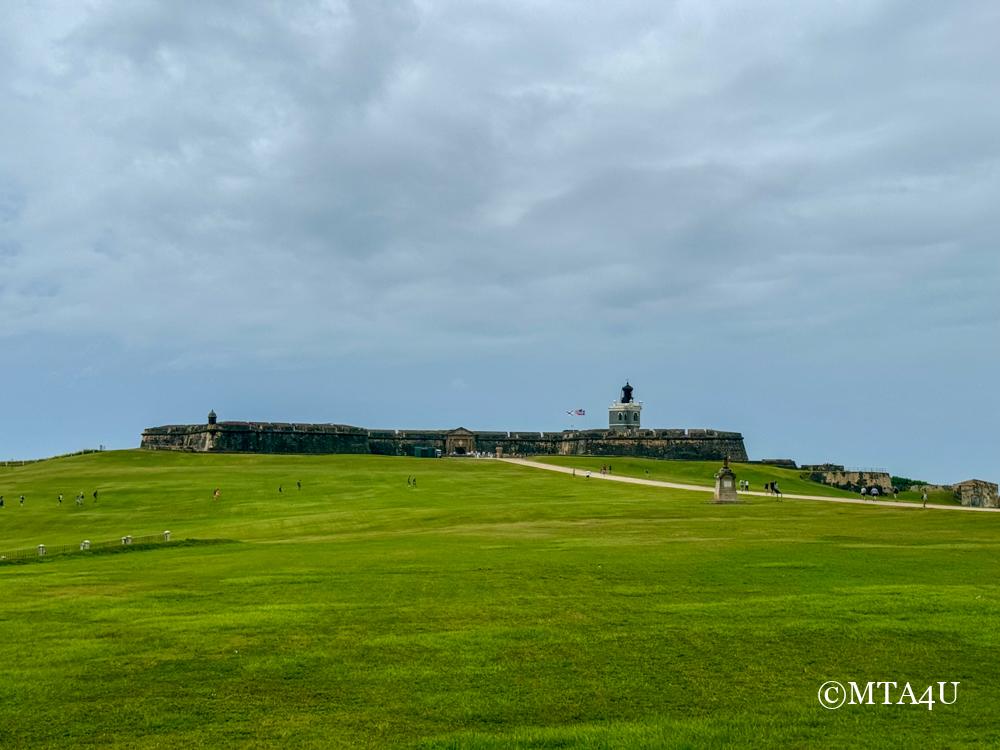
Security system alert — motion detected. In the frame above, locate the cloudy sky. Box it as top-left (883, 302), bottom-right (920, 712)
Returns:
top-left (1, 1), bottom-right (997, 482)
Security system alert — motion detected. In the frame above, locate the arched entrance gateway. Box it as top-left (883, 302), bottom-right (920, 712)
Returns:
top-left (445, 428), bottom-right (476, 456)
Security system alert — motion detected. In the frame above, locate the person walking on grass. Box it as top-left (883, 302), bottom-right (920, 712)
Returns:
top-left (213, 488), bottom-right (221, 501)
top-left (58, 493), bottom-right (63, 505)
top-left (0, 496), bottom-right (4, 508)
top-left (19, 494), bottom-right (24, 506)
top-left (871, 486), bottom-right (880, 501)
top-left (297, 480), bottom-right (301, 491)
top-left (92, 489), bottom-right (98, 503)
top-left (922, 490), bottom-right (928, 508)
top-left (860, 487), bottom-right (867, 500)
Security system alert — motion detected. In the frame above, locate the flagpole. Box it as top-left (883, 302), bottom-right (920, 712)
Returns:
top-left (564, 408), bottom-right (585, 433)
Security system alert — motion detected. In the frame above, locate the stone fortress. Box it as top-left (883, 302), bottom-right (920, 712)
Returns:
top-left (141, 383), bottom-right (750, 462)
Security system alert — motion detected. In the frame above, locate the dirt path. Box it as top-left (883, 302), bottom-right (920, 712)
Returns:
top-left (499, 458), bottom-right (1000, 513)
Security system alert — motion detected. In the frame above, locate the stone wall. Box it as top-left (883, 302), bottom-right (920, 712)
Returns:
top-left (549, 429), bottom-right (748, 461)
top-left (367, 430), bottom-right (450, 456)
top-left (806, 469), bottom-right (893, 493)
top-left (141, 424), bottom-right (217, 452)
top-left (953, 480), bottom-right (999, 508)
top-left (141, 422), bottom-right (748, 461)
top-left (141, 423), bottom-right (369, 454)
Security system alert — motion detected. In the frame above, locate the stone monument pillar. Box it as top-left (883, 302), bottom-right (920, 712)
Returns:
top-left (608, 381), bottom-right (642, 431)
top-left (208, 410), bottom-right (217, 426)
top-left (714, 457), bottom-right (739, 503)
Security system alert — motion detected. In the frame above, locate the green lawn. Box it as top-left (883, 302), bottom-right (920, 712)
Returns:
top-left (1, 451), bottom-right (998, 748)
top-left (897, 487), bottom-right (960, 505)
top-left (533, 455), bottom-right (858, 496)
top-left (533, 455), bottom-right (964, 504)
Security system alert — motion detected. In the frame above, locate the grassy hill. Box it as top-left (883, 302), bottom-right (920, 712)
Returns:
top-left (534, 456), bottom-right (858, 496)
top-left (534, 455), bottom-right (963, 504)
top-left (1, 451), bottom-right (999, 748)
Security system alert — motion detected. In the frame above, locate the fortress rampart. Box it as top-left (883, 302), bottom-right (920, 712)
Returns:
top-left (141, 422), bottom-right (749, 462)
top-left (140, 422), bottom-right (369, 454)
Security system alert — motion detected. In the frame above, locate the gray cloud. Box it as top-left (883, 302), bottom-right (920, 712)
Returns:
top-left (0, 1), bottom-right (997, 477)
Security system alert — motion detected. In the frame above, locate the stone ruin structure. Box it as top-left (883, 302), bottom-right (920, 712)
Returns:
top-left (952, 480), bottom-right (999, 508)
top-left (802, 468), bottom-right (894, 494)
top-left (141, 384), bottom-right (749, 462)
top-left (906, 480), bottom-right (999, 508)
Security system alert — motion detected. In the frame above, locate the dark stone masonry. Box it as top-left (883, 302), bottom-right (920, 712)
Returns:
top-left (141, 418), bottom-right (749, 462)
top-left (141, 385), bottom-right (749, 462)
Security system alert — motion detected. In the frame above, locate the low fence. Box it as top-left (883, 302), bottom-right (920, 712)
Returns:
top-left (0, 449), bottom-right (102, 468)
top-left (0, 531), bottom-right (173, 565)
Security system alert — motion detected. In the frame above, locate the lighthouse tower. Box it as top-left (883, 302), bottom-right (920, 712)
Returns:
top-left (608, 381), bottom-right (642, 431)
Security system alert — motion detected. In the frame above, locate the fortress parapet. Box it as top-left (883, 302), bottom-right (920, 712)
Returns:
top-left (141, 420), bottom-right (748, 461)
top-left (141, 421), bottom-right (369, 454)
top-left (140, 383), bottom-right (748, 461)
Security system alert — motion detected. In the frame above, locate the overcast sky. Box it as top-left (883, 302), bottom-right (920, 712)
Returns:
top-left (1, 1), bottom-right (997, 482)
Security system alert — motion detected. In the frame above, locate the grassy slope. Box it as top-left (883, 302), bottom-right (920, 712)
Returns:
top-left (1, 451), bottom-right (998, 748)
top-left (898, 487), bottom-right (960, 504)
top-left (534, 456), bottom-right (963, 504)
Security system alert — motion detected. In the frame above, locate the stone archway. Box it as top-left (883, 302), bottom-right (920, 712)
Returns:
top-left (445, 428), bottom-right (476, 456)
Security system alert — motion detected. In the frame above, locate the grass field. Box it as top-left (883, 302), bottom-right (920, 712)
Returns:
top-left (534, 456), bottom-right (963, 504)
top-left (1, 451), bottom-right (999, 748)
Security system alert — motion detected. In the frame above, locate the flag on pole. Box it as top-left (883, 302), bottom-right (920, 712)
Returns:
top-left (566, 409), bottom-right (586, 416)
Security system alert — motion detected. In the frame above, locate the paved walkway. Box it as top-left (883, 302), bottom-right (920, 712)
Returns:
top-left (499, 458), bottom-right (1000, 514)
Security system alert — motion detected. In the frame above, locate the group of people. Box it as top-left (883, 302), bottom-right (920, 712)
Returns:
top-left (859, 486), bottom-right (902, 501)
top-left (0, 490), bottom-right (95, 508)
top-left (860, 486), bottom-right (880, 500)
top-left (726, 479), bottom-right (786, 498)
